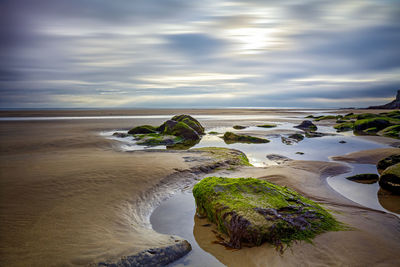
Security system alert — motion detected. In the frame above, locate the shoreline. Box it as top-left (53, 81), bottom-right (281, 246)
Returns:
top-left (1, 110), bottom-right (400, 266)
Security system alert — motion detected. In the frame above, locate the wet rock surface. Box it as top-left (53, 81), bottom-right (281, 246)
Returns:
top-left (346, 173), bottom-right (379, 184)
top-left (223, 131), bottom-right (270, 144)
top-left (294, 120), bottom-right (317, 131)
top-left (193, 177), bottom-right (340, 250)
top-left (97, 240), bottom-right (192, 267)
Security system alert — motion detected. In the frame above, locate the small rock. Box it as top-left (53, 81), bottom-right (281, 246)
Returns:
top-left (339, 140), bottom-right (346, 144)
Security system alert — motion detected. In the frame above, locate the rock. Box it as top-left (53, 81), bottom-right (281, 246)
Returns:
top-left (346, 173), bottom-right (379, 184)
top-left (193, 177), bottom-right (341, 249)
top-left (233, 125), bottom-right (247, 130)
top-left (160, 120), bottom-right (200, 141)
top-left (208, 131), bottom-right (219, 135)
top-left (378, 125), bottom-right (400, 139)
top-left (288, 133), bottom-right (304, 141)
top-left (314, 115), bottom-right (337, 121)
top-left (377, 154), bottom-right (400, 173)
top-left (266, 154), bottom-right (292, 164)
top-left (128, 125), bottom-right (157, 134)
top-left (339, 140), bottom-right (346, 144)
top-left (334, 122), bottom-right (354, 132)
top-left (136, 134), bottom-right (179, 146)
top-left (354, 117), bottom-right (392, 132)
top-left (257, 124), bottom-right (277, 128)
top-left (112, 132), bottom-right (129, 138)
top-left (294, 120), bottom-right (317, 131)
top-left (304, 131), bottom-right (330, 138)
top-left (223, 132), bottom-right (270, 144)
top-left (379, 163), bottom-right (400, 194)
top-left (296, 152), bottom-right (304, 155)
top-left (98, 240), bottom-right (192, 266)
top-left (368, 90), bottom-right (400, 109)
top-left (170, 114), bottom-right (205, 135)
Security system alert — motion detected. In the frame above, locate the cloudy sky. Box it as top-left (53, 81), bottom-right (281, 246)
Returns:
top-left (1, 0), bottom-right (399, 108)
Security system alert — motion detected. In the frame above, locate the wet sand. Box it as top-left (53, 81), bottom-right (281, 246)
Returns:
top-left (1, 109), bottom-right (399, 266)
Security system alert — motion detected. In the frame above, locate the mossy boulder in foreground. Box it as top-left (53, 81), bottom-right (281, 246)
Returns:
top-left (223, 132), bottom-right (270, 144)
top-left (193, 177), bottom-right (341, 249)
top-left (379, 163), bottom-right (400, 194)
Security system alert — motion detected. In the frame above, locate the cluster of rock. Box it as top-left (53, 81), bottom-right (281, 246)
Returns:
top-left (123, 114), bottom-right (205, 149)
top-left (331, 111), bottom-right (400, 139)
top-left (346, 154), bottom-right (400, 194)
top-left (193, 176), bottom-right (340, 250)
top-left (368, 90), bottom-right (400, 109)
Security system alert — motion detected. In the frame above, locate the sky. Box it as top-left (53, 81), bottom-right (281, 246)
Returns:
top-left (0, 0), bottom-right (399, 109)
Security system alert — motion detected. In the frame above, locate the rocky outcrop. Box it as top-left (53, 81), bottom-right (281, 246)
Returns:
top-left (193, 177), bottom-right (341, 249)
top-left (294, 120), bottom-right (317, 131)
top-left (368, 90), bottom-right (400, 109)
top-left (223, 132), bottom-right (270, 144)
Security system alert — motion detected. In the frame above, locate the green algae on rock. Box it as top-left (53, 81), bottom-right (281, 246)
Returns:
top-left (193, 177), bottom-right (342, 249)
top-left (377, 154), bottom-right (400, 173)
top-left (379, 163), bottom-right (400, 195)
top-left (257, 124), bottom-right (277, 128)
top-left (334, 122), bottom-right (354, 132)
top-left (354, 117), bottom-right (392, 132)
top-left (192, 147), bottom-right (252, 167)
top-left (233, 125), bottom-right (247, 130)
top-left (223, 132), bottom-right (270, 144)
top-left (129, 114), bottom-right (205, 149)
top-left (378, 125), bottom-right (400, 139)
top-left (346, 173), bottom-right (379, 184)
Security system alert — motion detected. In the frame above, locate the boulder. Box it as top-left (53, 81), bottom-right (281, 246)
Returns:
top-left (294, 120), bottom-right (317, 131)
top-left (334, 122), bottom-right (354, 132)
top-left (233, 125), bottom-right (247, 130)
top-left (377, 154), bottom-right (400, 173)
top-left (378, 125), bottom-right (400, 139)
top-left (346, 173), bottom-right (379, 184)
top-left (354, 117), bottom-right (392, 132)
top-left (257, 124), bottom-right (277, 128)
top-left (379, 163), bottom-right (400, 194)
top-left (128, 125), bottom-right (157, 134)
top-left (223, 132), bottom-right (270, 144)
top-left (171, 114), bottom-right (205, 135)
top-left (112, 132), bottom-right (129, 138)
top-left (159, 120), bottom-right (200, 141)
top-left (193, 177), bottom-right (341, 249)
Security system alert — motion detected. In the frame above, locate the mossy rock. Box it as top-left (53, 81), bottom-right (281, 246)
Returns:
top-left (314, 115), bottom-right (337, 121)
top-left (160, 120), bottom-right (200, 141)
top-left (346, 173), bottom-right (379, 184)
top-left (356, 113), bottom-right (378, 120)
top-left (135, 133), bottom-right (182, 146)
top-left (171, 114), bottom-right (205, 135)
top-left (192, 147), bottom-right (252, 167)
top-left (379, 163), bottom-right (400, 195)
top-left (294, 120), bottom-right (317, 131)
top-left (377, 154), bottom-right (400, 173)
top-left (378, 125), bottom-right (400, 139)
top-left (233, 125), bottom-right (247, 130)
top-left (257, 124), bottom-right (277, 128)
top-left (208, 131), bottom-right (219, 135)
top-left (381, 110), bottom-right (400, 119)
top-left (334, 122), bottom-right (354, 132)
top-left (128, 125), bottom-right (157, 134)
top-left (354, 117), bottom-right (392, 132)
top-left (112, 132), bottom-right (129, 138)
top-left (193, 177), bottom-right (342, 249)
top-left (223, 132), bottom-right (270, 144)
top-left (363, 127), bottom-right (378, 134)
top-left (288, 133), bottom-right (304, 141)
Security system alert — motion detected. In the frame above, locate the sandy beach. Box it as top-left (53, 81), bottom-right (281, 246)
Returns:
top-left (1, 109), bottom-right (399, 266)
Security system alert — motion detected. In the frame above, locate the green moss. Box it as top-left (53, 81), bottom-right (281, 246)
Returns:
top-left (223, 132), bottom-right (270, 144)
top-left (208, 131), bottom-right (219, 135)
top-left (128, 125), bottom-right (157, 134)
top-left (354, 117), bottom-right (392, 132)
top-left (377, 154), bottom-right (400, 172)
top-left (334, 122), bottom-right (354, 132)
top-left (378, 125), bottom-right (400, 138)
top-left (193, 177), bottom-right (343, 249)
top-left (288, 133), bottom-right (304, 141)
top-left (314, 115), bottom-right (337, 121)
top-left (379, 163), bottom-right (400, 194)
top-left (257, 124), bottom-right (277, 128)
top-left (233, 125), bottom-right (247, 130)
top-left (193, 147), bottom-right (252, 166)
top-left (364, 127), bottom-right (378, 133)
top-left (171, 114), bottom-right (205, 134)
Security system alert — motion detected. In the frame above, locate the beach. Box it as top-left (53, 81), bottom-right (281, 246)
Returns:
top-left (1, 109), bottom-right (399, 266)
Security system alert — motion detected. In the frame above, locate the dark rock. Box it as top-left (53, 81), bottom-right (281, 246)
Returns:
top-left (257, 124), bottom-right (277, 128)
top-left (128, 125), bottom-right (157, 134)
top-left (368, 90), bottom-right (400, 109)
top-left (339, 140), bottom-right (346, 144)
top-left (233, 125), bottom-right (247, 130)
top-left (98, 240), bottom-right (192, 267)
top-left (171, 114), bottom-right (205, 134)
top-left (288, 133), bottom-right (304, 141)
top-left (354, 118), bottom-right (392, 132)
top-left (266, 154), bottom-right (292, 164)
top-left (296, 152), bottom-right (304, 155)
top-left (377, 154), bottom-right (400, 173)
top-left (346, 173), bottom-right (379, 184)
top-left (379, 163), bottom-right (400, 194)
top-left (112, 132), bottom-right (129, 138)
top-left (294, 120), bottom-right (317, 131)
top-left (223, 132), bottom-right (270, 144)
top-left (160, 120), bottom-right (200, 141)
